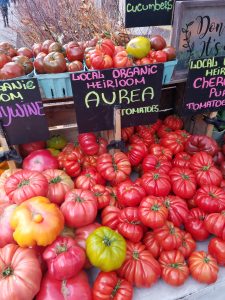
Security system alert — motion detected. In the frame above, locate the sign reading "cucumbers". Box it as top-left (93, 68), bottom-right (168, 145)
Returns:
top-left (125, 0), bottom-right (174, 28)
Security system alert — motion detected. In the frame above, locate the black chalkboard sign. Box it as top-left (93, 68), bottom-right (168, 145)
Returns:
top-left (71, 64), bottom-right (164, 133)
top-left (125, 0), bottom-right (174, 28)
top-left (0, 78), bottom-right (49, 145)
top-left (182, 56), bottom-right (225, 115)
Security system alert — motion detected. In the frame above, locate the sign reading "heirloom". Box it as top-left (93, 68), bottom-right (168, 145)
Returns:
top-left (71, 64), bottom-right (164, 133)
top-left (0, 78), bottom-right (49, 145)
top-left (182, 56), bottom-right (225, 115)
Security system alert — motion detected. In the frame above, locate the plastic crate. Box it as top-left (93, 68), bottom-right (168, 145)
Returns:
top-left (163, 59), bottom-right (177, 84)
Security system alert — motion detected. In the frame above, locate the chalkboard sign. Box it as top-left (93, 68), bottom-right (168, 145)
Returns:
top-left (0, 78), bottom-right (49, 145)
top-left (125, 0), bottom-right (174, 28)
top-left (182, 56), bottom-right (225, 115)
top-left (71, 64), bottom-right (164, 133)
top-left (172, 0), bottom-right (225, 80)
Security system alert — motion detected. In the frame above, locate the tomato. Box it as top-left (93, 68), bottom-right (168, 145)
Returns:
top-left (0, 204), bottom-right (17, 247)
top-left (86, 226), bottom-right (126, 272)
top-left (138, 196), bottom-right (168, 228)
top-left (121, 127), bottom-right (134, 142)
top-left (117, 180), bottom-right (146, 207)
top-left (46, 135), bottom-right (67, 150)
top-left (178, 231), bottom-right (196, 259)
top-left (150, 35), bottom-right (166, 50)
top-left (60, 189), bottom-right (98, 228)
top-left (163, 115), bottom-right (183, 130)
top-left (184, 208), bottom-right (209, 241)
top-left (160, 133), bottom-right (184, 155)
top-left (196, 166), bottom-right (222, 187)
top-left (159, 250), bottom-right (189, 286)
top-left (97, 137), bottom-right (108, 155)
top-left (96, 39), bottom-right (115, 57)
top-left (34, 52), bottom-right (47, 74)
top-left (78, 133), bottom-right (99, 155)
top-left (208, 237), bottom-right (225, 266)
top-left (117, 207), bottom-right (145, 242)
top-left (169, 167), bottom-right (197, 199)
top-left (0, 42), bottom-right (17, 57)
top-left (163, 195), bottom-right (189, 227)
top-left (189, 251), bottom-right (219, 284)
top-left (141, 171), bottom-right (171, 197)
top-left (190, 151), bottom-right (213, 171)
top-left (42, 236), bottom-right (85, 280)
top-left (118, 241), bottom-right (161, 287)
top-left (173, 152), bottom-right (191, 168)
top-left (126, 36), bottom-right (151, 59)
top-left (91, 184), bottom-right (110, 209)
top-left (204, 211), bottom-right (225, 239)
top-left (66, 42), bottom-right (84, 61)
top-left (149, 144), bottom-right (173, 161)
top-left (157, 124), bottom-right (173, 138)
top-left (43, 169), bottom-right (73, 205)
top-left (41, 39), bottom-right (54, 54)
top-left (113, 50), bottom-right (133, 68)
top-left (82, 155), bottom-right (98, 170)
top-left (23, 149), bottom-right (59, 172)
top-left (0, 53), bottom-right (11, 68)
top-left (127, 143), bottom-right (148, 166)
top-left (17, 47), bottom-right (33, 59)
top-left (130, 129), bottom-right (154, 148)
top-left (43, 51), bottom-right (67, 73)
top-left (194, 185), bottom-right (225, 213)
top-left (175, 130), bottom-right (191, 142)
top-left (32, 43), bottom-right (42, 57)
top-left (61, 147), bottom-right (84, 177)
top-left (142, 154), bottom-right (172, 174)
top-left (0, 244), bottom-right (42, 300)
top-left (187, 197), bottom-right (197, 209)
top-left (155, 50), bottom-right (167, 63)
top-left (185, 135), bottom-right (218, 156)
top-left (101, 206), bottom-right (121, 230)
top-left (93, 271), bottom-right (133, 300)
top-left (36, 271), bottom-right (92, 300)
top-left (143, 231), bottom-right (162, 258)
top-left (19, 141), bottom-right (46, 158)
top-left (162, 46), bottom-right (176, 61)
top-left (90, 50), bottom-right (113, 69)
top-left (67, 60), bottom-right (83, 72)
top-left (97, 152), bottom-right (131, 185)
top-left (0, 62), bottom-right (25, 79)
top-left (12, 55), bottom-right (34, 74)
top-left (4, 170), bottom-right (48, 204)
top-left (213, 151), bottom-right (225, 166)
top-left (154, 221), bottom-right (182, 251)
top-left (75, 168), bottom-right (105, 190)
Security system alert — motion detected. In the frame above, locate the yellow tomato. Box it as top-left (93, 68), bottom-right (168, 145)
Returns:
top-left (126, 36), bottom-right (151, 59)
top-left (86, 226), bottom-right (126, 272)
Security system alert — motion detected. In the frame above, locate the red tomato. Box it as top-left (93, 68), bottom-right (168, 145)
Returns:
top-left (97, 137), bottom-right (108, 155)
top-left (4, 170), bottom-right (48, 204)
top-left (75, 168), bottom-right (105, 190)
top-left (66, 42), bottom-right (84, 62)
top-left (0, 204), bottom-right (17, 247)
top-left (154, 221), bottom-right (182, 251)
top-left (91, 184), bottom-right (110, 209)
top-left (41, 39), bottom-right (54, 54)
top-left (187, 197), bottom-right (197, 209)
top-left (185, 135), bottom-right (218, 156)
top-left (43, 52), bottom-right (67, 73)
top-left (19, 141), bottom-right (46, 158)
top-left (0, 62), bottom-right (25, 79)
top-left (143, 231), bottom-right (162, 258)
top-left (189, 251), bottom-right (219, 284)
top-left (0, 53), bottom-right (11, 68)
top-left (159, 250), bottom-right (189, 286)
top-left (169, 167), bottom-right (197, 199)
top-left (101, 205), bottom-right (120, 230)
top-left (163, 115), bottom-right (183, 130)
top-left (82, 155), bottom-right (98, 170)
top-left (178, 231), bottom-right (196, 259)
top-left (117, 180), bottom-right (146, 207)
top-left (114, 46), bottom-right (126, 56)
top-left (213, 151), bottom-right (225, 166)
top-left (121, 127), bottom-right (134, 142)
top-left (196, 166), bottom-right (223, 187)
top-left (155, 50), bottom-right (167, 62)
top-left (142, 155), bottom-right (172, 174)
top-left (78, 133), bottom-right (99, 155)
top-left (138, 196), bottom-right (168, 228)
top-left (60, 189), bottom-right (98, 228)
top-left (32, 43), bottom-right (42, 57)
top-left (173, 152), bottom-right (191, 168)
top-left (90, 50), bottom-right (113, 69)
top-left (43, 169), bottom-right (74, 205)
top-left (204, 211), bottom-right (225, 239)
top-left (127, 143), bottom-right (148, 166)
top-left (157, 124), bottom-right (173, 138)
top-left (141, 171), bottom-right (171, 197)
top-left (208, 237), bottom-right (225, 266)
top-left (175, 130), bottom-right (191, 142)
top-left (113, 50), bottom-right (133, 68)
top-left (42, 236), bottom-right (85, 280)
top-left (23, 149), bottom-right (59, 172)
top-left (150, 35), bottom-right (166, 50)
top-left (118, 242), bottom-right (161, 288)
top-left (17, 47), bottom-right (33, 59)
top-left (34, 52), bottom-right (47, 74)
top-left (118, 207), bottom-right (145, 242)
top-left (61, 146), bottom-right (84, 177)
top-left (160, 133), bottom-right (184, 155)
top-left (184, 208), bottom-right (209, 241)
top-left (163, 195), bottom-right (189, 227)
top-left (162, 46), bottom-right (176, 61)
top-left (194, 185), bottom-right (225, 213)
top-left (149, 144), bottom-right (173, 161)
top-left (97, 152), bottom-right (131, 185)
top-left (36, 271), bottom-right (92, 300)
top-left (96, 39), bottom-right (115, 57)
top-left (106, 186), bottom-right (122, 208)
top-left (135, 57), bottom-right (154, 65)
top-left (190, 151), bottom-right (213, 171)
top-left (93, 271), bottom-right (133, 300)
top-left (67, 60), bottom-right (83, 72)
top-left (0, 42), bottom-right (17, 57)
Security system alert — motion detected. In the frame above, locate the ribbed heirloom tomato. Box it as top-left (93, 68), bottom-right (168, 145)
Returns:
top-left (160, 133), bottom-right (184, 155)
top-left (117, 180), bottom-right (146, 207)
top-left (149, 144), bottom-right (173, 161)
top-left (127, 143), bottom-right (148, 166)
top-left (163, 115), bottom-right (183, 130)
top-left (143, 231), bottom-right (162, 258)
top-left (178, 231), bottom-right (196, 259)
top-left (101, 206), bottom-right (120, 230)
top-left (173, 152), bottom-right (191, 168)
top-left (91, 184), bottom-right (110, 209)
top-left (141, 171), bottom-right (171, 197)
top-left (75, 167), bottom-right (105, 190)
top-left (208, 238), bottom-right (225, 266)
top-left (96, 39), bottom-right (115, 56)
top-left (78, 133), bottom-right (99, 155)
top-left (113, 50), bottom-right (133, 68)
top-left (142, 155), bottom-right (172, 174)
top-left (184, 208), bottom-right (209, 241)
top-left (204, 211), bottom-right (225, 239)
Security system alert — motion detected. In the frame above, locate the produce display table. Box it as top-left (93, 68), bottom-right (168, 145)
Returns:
top-left (89, 238), bottom-right (225, 300)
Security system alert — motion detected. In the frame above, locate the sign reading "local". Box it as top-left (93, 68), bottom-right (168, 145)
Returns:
top-left (70, 64), bottom-right (164, 133)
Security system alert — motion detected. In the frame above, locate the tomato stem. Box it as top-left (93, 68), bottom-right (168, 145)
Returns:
top-left (111, 280), bottom-right (121, 297)
top-left (2, 266), bottom-right (13, 277)
top-left (103, 236), bottom-right (111, 246)
top-left (153, 173), bottom-right (159, 180)
top-left (133, 250), bottom-right (139, 260)
top-left (151, 204), bottom-right (160, 211)
top-left (75, 196), bottom-right (84, 203)
top-left (56, 244), bottom-right (68, 254)
top-left (18, 179), bottom-right (30, 188)
top-left (50, 176), bottom-right (62, 184)
top-left (181, 174), bottom-right (189, 180)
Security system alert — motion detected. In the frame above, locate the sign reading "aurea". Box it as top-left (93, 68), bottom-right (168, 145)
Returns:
top-left (70, 64), bottom-right (164, 133)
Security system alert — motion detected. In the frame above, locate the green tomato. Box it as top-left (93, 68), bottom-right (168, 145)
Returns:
top-left (46, 135), bottom-right (67, 150)
top-left (126, 36), bottom-right (151, 59)
top-left (86, 226), bottom-right (126, 272)
top-left (47, 148), bottom-right (60, 156)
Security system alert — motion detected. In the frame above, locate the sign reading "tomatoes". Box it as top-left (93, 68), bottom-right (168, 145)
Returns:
top-left (70, 64), bottom-right (164, 133)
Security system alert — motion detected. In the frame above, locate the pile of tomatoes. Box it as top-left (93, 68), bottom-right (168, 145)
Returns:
top-left (0, 115), bottom-right (225, 300)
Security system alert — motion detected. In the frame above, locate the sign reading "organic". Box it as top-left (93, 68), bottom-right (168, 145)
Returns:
top-left (71, 64), bottom-right (164, 133)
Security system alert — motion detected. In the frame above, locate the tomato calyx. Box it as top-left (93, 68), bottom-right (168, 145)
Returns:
top-left (181, 174), bottom-right (190, 180)
top-left (151, 204), bottom-right (160, 211)
top-left (111, 280), bottom-right (122, 297)
top-left (2, 266), bottom-right (13, 277)
top-left (75, 196), bottom-right (84, 203)
top-left (209, 192), bottom-right (216, 198)
top-left (164, 199), bottom-right (170, 209)
top-left (112, 158), bottom-right (118, 171)
top-left (204, 256), bottom-right (210, 264)
top-left (18, 179), bottom-right (30, 188)
top-left (169, 225), bottom-right (175, 235)
top-left (95, 192), bottom-right (103, 197)
top-left (153, 173), bottom-right (160, 180)
top-left (132, 250), bottom-right (139, 260)
top-left (56, 244), bottom-right (68, 254)
top-left (130, 220), bottom-right (141, 225)
top-left (103, 236), bottom-right (112, 246)
top-left (50, 176), bottom-right (62, 184)
top-left (202, 165), bottom-right (210, 171)
top-left (170, 263), bottom-right (180, 269)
